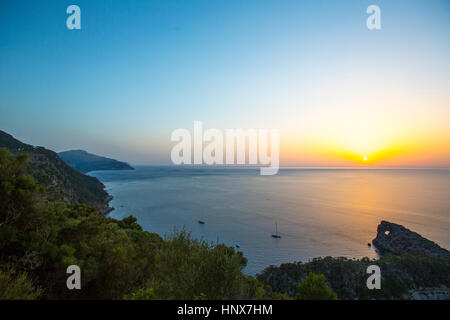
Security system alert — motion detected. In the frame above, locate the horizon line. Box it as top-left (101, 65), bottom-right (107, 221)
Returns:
top-left (126, 164), bottom-right (450, 170)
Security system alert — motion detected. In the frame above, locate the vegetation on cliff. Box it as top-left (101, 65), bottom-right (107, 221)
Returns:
top-left (0, 131), bottom-right (111, 213)
top-left (295, 273), bottom-right (338, 300)
top-left (257, 219), bottom-right (450, 300)
top-left (257, 254), bottom-right (449, 300)
top-left (0, 269), bottom-right (40, 300)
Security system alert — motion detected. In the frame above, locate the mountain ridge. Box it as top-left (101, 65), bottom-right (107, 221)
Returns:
top-left (58, 149), bottom-right (134, 174)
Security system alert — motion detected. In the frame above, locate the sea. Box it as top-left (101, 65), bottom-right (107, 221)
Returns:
top-left (89, 167), bottom-right (450, 275)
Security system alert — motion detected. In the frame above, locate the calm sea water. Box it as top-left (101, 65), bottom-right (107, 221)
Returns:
top-left (89, 167), bottom-right (450, 275)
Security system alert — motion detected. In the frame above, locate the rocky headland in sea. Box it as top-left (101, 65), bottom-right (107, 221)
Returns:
top-left (257, 220), bottom-right (450, 300)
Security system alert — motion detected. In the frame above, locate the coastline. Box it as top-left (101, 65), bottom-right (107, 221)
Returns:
top-left (102, 194), bottom-right (114, 215)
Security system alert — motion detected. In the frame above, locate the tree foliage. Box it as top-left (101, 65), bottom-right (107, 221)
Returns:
top-left (0, 268), bottom-right (40, 300)
top-left (295, 272), bottom-right (338, 300)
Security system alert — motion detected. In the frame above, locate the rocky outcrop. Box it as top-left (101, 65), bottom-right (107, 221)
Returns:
top-left (257, 221), bottom-right (450, 299)
top-left (372, 220), bottom-right (450, 258)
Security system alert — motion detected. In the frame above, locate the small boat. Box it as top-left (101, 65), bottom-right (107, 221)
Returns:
top-left (271, 222), bottom-right (282, 239)
top-left (198, 220), bottom-right (205, 225)
top-left (235, 244), bottom-right (240, 249)
top-left (368, 243), bottom-right (372, 247)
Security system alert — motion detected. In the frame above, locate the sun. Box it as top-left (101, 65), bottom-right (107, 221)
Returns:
top-left (363, 156), bottom-right (368, 161)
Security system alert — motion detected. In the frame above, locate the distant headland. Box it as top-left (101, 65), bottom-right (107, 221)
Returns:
top-left (58, 149), bottom-right (134, 174)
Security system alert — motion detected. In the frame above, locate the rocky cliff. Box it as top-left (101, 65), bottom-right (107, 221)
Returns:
top-left (372, 220), bottom-right (450, 258)
top-left (0, 130), bottom-right (112, 214)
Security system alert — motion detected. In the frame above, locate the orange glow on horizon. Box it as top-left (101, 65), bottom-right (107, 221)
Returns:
top-left (279, 134), bottom-right (450, 167)
top-left (274, 85), bottom-right (450, 167)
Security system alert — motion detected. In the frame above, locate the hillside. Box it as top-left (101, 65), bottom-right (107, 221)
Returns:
top-left (58, 150), bottom-right (134, 174)
top-left (0, 149), bottom-right (273, 300)
top-left (0, 130), bottom-right (112, 213)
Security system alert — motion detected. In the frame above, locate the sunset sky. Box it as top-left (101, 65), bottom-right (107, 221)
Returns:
top-left (1, 0), bottom-right (449, 167)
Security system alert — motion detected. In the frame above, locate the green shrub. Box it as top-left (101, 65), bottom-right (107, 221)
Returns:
top-left (295, 272), bottom-right (338, 300)
top-left (0, 269), bottom-right (40, 300)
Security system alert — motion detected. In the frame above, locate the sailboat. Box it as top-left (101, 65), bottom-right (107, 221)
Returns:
top-left (271, 222), bottom-right (281, 239)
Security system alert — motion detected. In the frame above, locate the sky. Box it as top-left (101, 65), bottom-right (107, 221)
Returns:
top-left (0, 0), bottom-right (449, 166)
